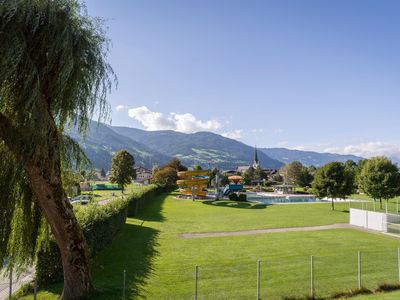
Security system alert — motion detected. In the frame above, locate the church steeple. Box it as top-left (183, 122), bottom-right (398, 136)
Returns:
top-left (253, 145), bottom-right (259, 169)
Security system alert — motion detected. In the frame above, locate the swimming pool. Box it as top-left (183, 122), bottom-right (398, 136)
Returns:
top-left (246, 192), bottom-right (326, 205)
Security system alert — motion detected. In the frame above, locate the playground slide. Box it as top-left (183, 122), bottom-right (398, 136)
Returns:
top-left (223, 185), bottom-right (231, 196)
top-left (177, 170), bottom-right (209, 198)
top-left (223, 184), bottom-right (244, 196)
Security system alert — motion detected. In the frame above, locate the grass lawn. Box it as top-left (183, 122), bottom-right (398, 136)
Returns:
top-left (81, 183), bottom-right (145, 202)
top-left (22, 193), bottom-right (400, 299)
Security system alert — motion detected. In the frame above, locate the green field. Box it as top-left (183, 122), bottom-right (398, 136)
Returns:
top-left (81, 183), bottom-right (145, 202)
top-left (23, 193), bottom-right (400, 299)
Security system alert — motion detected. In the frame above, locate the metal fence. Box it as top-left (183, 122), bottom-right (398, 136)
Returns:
top-left (4, 249), bottom-right (400, 299)
top-left (158, 249), bottom-right (400, 299)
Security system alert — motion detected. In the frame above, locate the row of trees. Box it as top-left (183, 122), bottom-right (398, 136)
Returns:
top-left (309, 157), bottom-right (400, 210)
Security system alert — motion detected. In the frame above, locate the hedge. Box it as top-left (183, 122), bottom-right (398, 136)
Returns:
top-left (36, 184), bottom-right (163, 284)
top-left (126, 184), bottom-right (164, 217)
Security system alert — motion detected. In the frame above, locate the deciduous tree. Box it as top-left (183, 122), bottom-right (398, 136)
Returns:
top-left (0, 1), bottom-right (114, 298)
top-left (109, 150), bottom-right (136, 193)
top-left (358, 157), bottom-right (400, 209)
top-left (312, 162), bottom-right (355, 210)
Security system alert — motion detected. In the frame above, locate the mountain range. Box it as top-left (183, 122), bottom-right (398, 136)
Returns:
top-left (69, 121), bottom-right (364, 170)
top-left (261, 148), bottom-right (363, 167)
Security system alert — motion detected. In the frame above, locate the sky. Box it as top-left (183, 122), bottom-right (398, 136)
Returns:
top-left (85, 0), bottom-right (400, 160)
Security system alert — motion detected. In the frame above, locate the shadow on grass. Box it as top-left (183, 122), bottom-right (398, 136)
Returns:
top-left (90, 194), bottom-right (169, 299)
top-left (32, 193), bottom-right (167, 299)
top-left (90, 223), bottom-right (160, 299)
top-left (134, 193), bottom-right (167, 223)
top-left (202, 200), bottom-right (269, 209)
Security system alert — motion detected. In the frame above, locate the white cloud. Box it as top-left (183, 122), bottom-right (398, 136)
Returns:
top-left (251, 129), bottom-right (264, 133)
top-left (116, 105), bottom-right (127, 112)
top-left (273, 128), bottom-right (285, 134)
top-left (222, 130), bottom-right (243, 139)
top-left (127, 106), bottom-right (221, 133)
top-left (324, 142), bottom-right (400, 160)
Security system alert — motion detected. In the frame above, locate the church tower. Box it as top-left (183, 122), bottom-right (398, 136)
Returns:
top-left (252, 145), bottom-right (259, 169)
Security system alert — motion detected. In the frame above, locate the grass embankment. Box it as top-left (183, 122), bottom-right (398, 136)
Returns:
top-left (24, 193), bottom-right (400, 299)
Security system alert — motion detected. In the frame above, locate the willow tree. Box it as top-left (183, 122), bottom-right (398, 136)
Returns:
top-left (0, 1), bottom-right (114, 299)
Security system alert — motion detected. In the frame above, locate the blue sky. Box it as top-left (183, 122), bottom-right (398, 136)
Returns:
top-left (85, 0), bottom-right (400, 159)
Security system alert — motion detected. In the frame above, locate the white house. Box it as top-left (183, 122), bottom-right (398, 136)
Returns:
top-left (135, 166), bottom-right (152, 185)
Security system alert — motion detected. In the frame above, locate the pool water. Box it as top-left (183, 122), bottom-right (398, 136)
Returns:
top-left (246, 192), bottom-right (326, 205)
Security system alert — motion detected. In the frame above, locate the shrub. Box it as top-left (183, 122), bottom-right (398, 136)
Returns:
top-left (238, 193), bottom-right (247, 202)
top-left (229, 193), bottom-right (238, 201)
top-left (126, 184), bottom-right (164, 217)
top-left (36, 199), bottom-right (128, 284)
top-left (36, 184), bottom-right (163, 284)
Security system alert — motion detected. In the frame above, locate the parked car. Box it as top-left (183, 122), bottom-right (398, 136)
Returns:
top-left (70, 195), bottom-right (93, 205)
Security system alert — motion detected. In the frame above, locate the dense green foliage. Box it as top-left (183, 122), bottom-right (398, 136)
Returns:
top-left (0, 0), bottom-right (114, 280)
top-left (0, 145), bottom-right (42, 273)
top-left (280, 161), bottom-right (313, 187)
top-left (109, 150), bottom-right (136, 193)
top-left (312, 161), bottom-right (355, 210)
top-left (152, 159), bottom-right (188, 189)
top-left (126, 184), bottom-right (164, 217)
top-left (36, 184), bottom-right (162, 284)
top-left (358, 157), bottom-right (400, 209)
top-left (36, 199), bottom-right (128, 284)
top-left (152, 167), bottom-right (179, 189)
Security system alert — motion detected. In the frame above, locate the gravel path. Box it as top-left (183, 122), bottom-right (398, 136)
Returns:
top-left (180, 223), bottom-right (376, 238)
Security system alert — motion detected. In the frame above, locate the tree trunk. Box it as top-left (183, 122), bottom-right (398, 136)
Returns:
top-left (380, 198), bottom-right (382, 210)
top-left (23, 122), bottom-right (93, 299)
top-left (25, 158), bottom-right (92, 299)
top-left (0, 114), bottom-right (92, 299)
top-left (331, 197), bottom-right (335, 210)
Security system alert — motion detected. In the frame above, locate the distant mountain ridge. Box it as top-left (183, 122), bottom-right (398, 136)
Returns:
top-left (69, 121), bottom-right (284, 170)
top-left (110, 125), bottom-right (284, 169)
top-left (69, 121), bottom-right (365, 170)
top-left (261, 147), bottom-right (364, 167)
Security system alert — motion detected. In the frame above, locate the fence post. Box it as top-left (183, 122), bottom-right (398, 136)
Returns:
top-left (34, 275), bottom-right (38, 300)
top-left (9, 267), bottom-right (12, 300)
top-left (194, 266), bottom-right (199, 300)
top-left (358, 251), bottom-right (361, 289)
top-left (257, 259), bottom-right (261, 300)
top-left (398, 248), bottom-right (400, 282)
top-left (123, 269), bottom-right (126, 299)
top-left (310, 255), bottom-right (314, 298)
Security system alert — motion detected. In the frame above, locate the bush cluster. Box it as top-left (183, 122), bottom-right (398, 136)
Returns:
top-left (36, 184), bottom-right (162, 284)
top-left (228, 193), bottom-right (247, 202)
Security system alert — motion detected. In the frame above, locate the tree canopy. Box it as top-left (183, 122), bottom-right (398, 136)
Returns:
top-left (312, 161), bottom-right (355, 210)
top-left (0, 1), bottom-right (114, 298)
top-left (358, 157), bottom-right (400, 209)
top-left (152, 158), bottom-right (187, 189)
top-left (280, 161), bottom-right (313, 187)
top-left (109, 150), bottom-right (136, 193)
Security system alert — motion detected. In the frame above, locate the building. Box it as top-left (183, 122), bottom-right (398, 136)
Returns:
top-left (135, 166), bottom-right (152, 185)
top-left (252, 145), bottom-right (259, 169)
top-left (236, 146), bottom-right (260, 174)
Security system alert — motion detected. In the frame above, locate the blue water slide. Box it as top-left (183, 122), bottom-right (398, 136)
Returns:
top-left (223, 185), bottom-right (231, 196)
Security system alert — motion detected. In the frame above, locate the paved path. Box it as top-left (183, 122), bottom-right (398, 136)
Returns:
top-left (180, 223), bottom-right (377, 238)
top-left (0, 268), bottom-right (35, 300)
